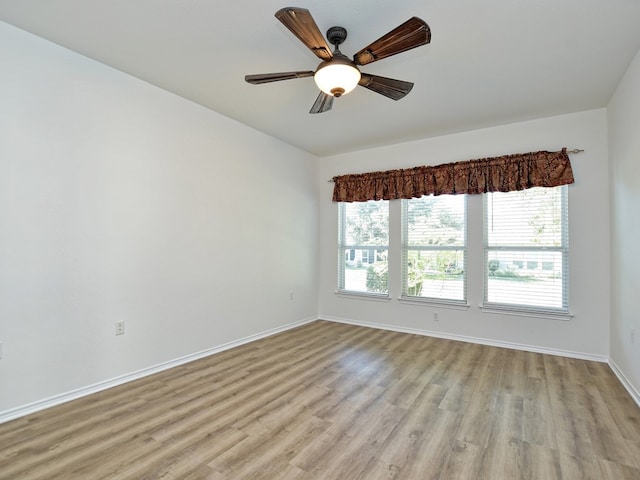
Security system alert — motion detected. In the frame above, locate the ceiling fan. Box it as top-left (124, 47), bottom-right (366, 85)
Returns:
top-left (245, 7), bottom-right (431, 114)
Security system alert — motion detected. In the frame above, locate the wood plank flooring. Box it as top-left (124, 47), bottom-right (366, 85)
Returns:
top-left (1, 320), bottom-right (639, 479)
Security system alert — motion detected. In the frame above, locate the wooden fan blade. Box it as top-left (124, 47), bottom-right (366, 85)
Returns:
top-left (353, 17), bottom-right (430, 66)
top-left (275, 7), bottom-right (333, 61)
top-left (310, 92), bottom-right (334, 114)
top-left (358, 73), bottom-right (414, 100)
top-left (245, 71), bottom-right (315, 84)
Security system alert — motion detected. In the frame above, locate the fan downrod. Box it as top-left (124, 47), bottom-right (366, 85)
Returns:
top-left (326, 26), bottom-right (347, 47)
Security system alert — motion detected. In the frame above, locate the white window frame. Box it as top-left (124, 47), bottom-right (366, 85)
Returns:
top-left (401, 195), bottom-right (467, 305)
top-left (337, 201), bottom-right (390, 297)
top-left (483, 185), bottom-right (569, 316)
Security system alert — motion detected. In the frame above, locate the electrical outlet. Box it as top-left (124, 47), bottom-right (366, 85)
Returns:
top-left (289, 290), bottom-right (294, 301)
top-left (115, 322), bottom-right (125, 336)
top-left (433, 312), bottom-right (439, 321)
top-left (631, 328), bottom-right (636, 345)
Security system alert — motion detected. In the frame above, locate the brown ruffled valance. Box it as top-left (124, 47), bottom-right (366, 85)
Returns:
top-left (332, 149), bottom-right (575, 202)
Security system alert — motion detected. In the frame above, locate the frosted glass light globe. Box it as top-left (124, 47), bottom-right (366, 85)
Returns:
top-left (314, 63), bottom-right (361, 97)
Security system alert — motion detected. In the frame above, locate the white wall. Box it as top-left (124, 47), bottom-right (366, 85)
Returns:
top-left (0, 22), bottom-right (318, 414)
top-left (317, 109), bottom-right (610, 358)
top-left (2, 16), bottom-right (633, 419)
top-left (608, 47), bottom-right (640, 399)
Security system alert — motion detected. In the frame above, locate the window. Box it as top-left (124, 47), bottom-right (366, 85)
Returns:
top-left (484, 186), bottom-right (568, 312)
top-left (338, 200), bottom-right (389, 295)
top-left (401, 195), bottom-right (466, 302)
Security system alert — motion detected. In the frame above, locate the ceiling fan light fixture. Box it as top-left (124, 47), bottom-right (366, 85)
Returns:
top-left (246, 8), bottom-right (431, 113)
top-left (314, 62), bottom-right (361, 97)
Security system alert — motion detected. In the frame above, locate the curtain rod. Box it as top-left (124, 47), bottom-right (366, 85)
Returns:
top-left (327, 148), bottom-right (584, 182)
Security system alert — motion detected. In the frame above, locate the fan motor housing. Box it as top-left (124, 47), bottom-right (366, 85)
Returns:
top-left (326, 26), bottom-right (347, 46)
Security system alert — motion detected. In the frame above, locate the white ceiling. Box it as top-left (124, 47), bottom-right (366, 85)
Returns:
top-left (1, 0), bottom-right (640, 157)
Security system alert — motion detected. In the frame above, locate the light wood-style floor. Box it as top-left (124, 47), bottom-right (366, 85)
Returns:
top-left (1, 320), bottom-right (640, 479)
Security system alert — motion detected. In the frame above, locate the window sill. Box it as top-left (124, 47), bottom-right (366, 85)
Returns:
top-left (334, 291), bottom-right (391, 302)
top-left (398, 297), bottom-right (470, 310)
top-left (480, 304), bottom-right (573, 321)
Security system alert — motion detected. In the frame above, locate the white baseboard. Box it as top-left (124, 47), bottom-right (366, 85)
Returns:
top-left (608, 359), bottom-right (640, 408)
top-left (0, 316), bottom-right (317, 425)
top-left (6, 315), bottom-right (637, 424)
top-left (320, 315), bottom-right (609, 363)
top-left (326, 313), bottom-right (640, 406)
top-left (320, 317), bottom-right (640, 406)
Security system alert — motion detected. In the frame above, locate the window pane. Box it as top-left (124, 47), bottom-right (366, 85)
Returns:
top-left (343, 201), bottom-right (389, 246)
top-left (487, 187), bottom-right (564, 248)
top-left (486, 250), bottom-right (565, 309)
top-left (407, 195), bottom-right (465, 246)
top-left (343, 249), bottom-right (388, 294)
top-left (406, 250), bottom-right (465, 300)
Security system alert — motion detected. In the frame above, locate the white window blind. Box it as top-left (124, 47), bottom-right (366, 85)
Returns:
top-left (338, 200), bottom-right (389, 295)
top-left (401, 195), bottom-right (466, 302)
top-left (484, 186), bottom-right (569, 312)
